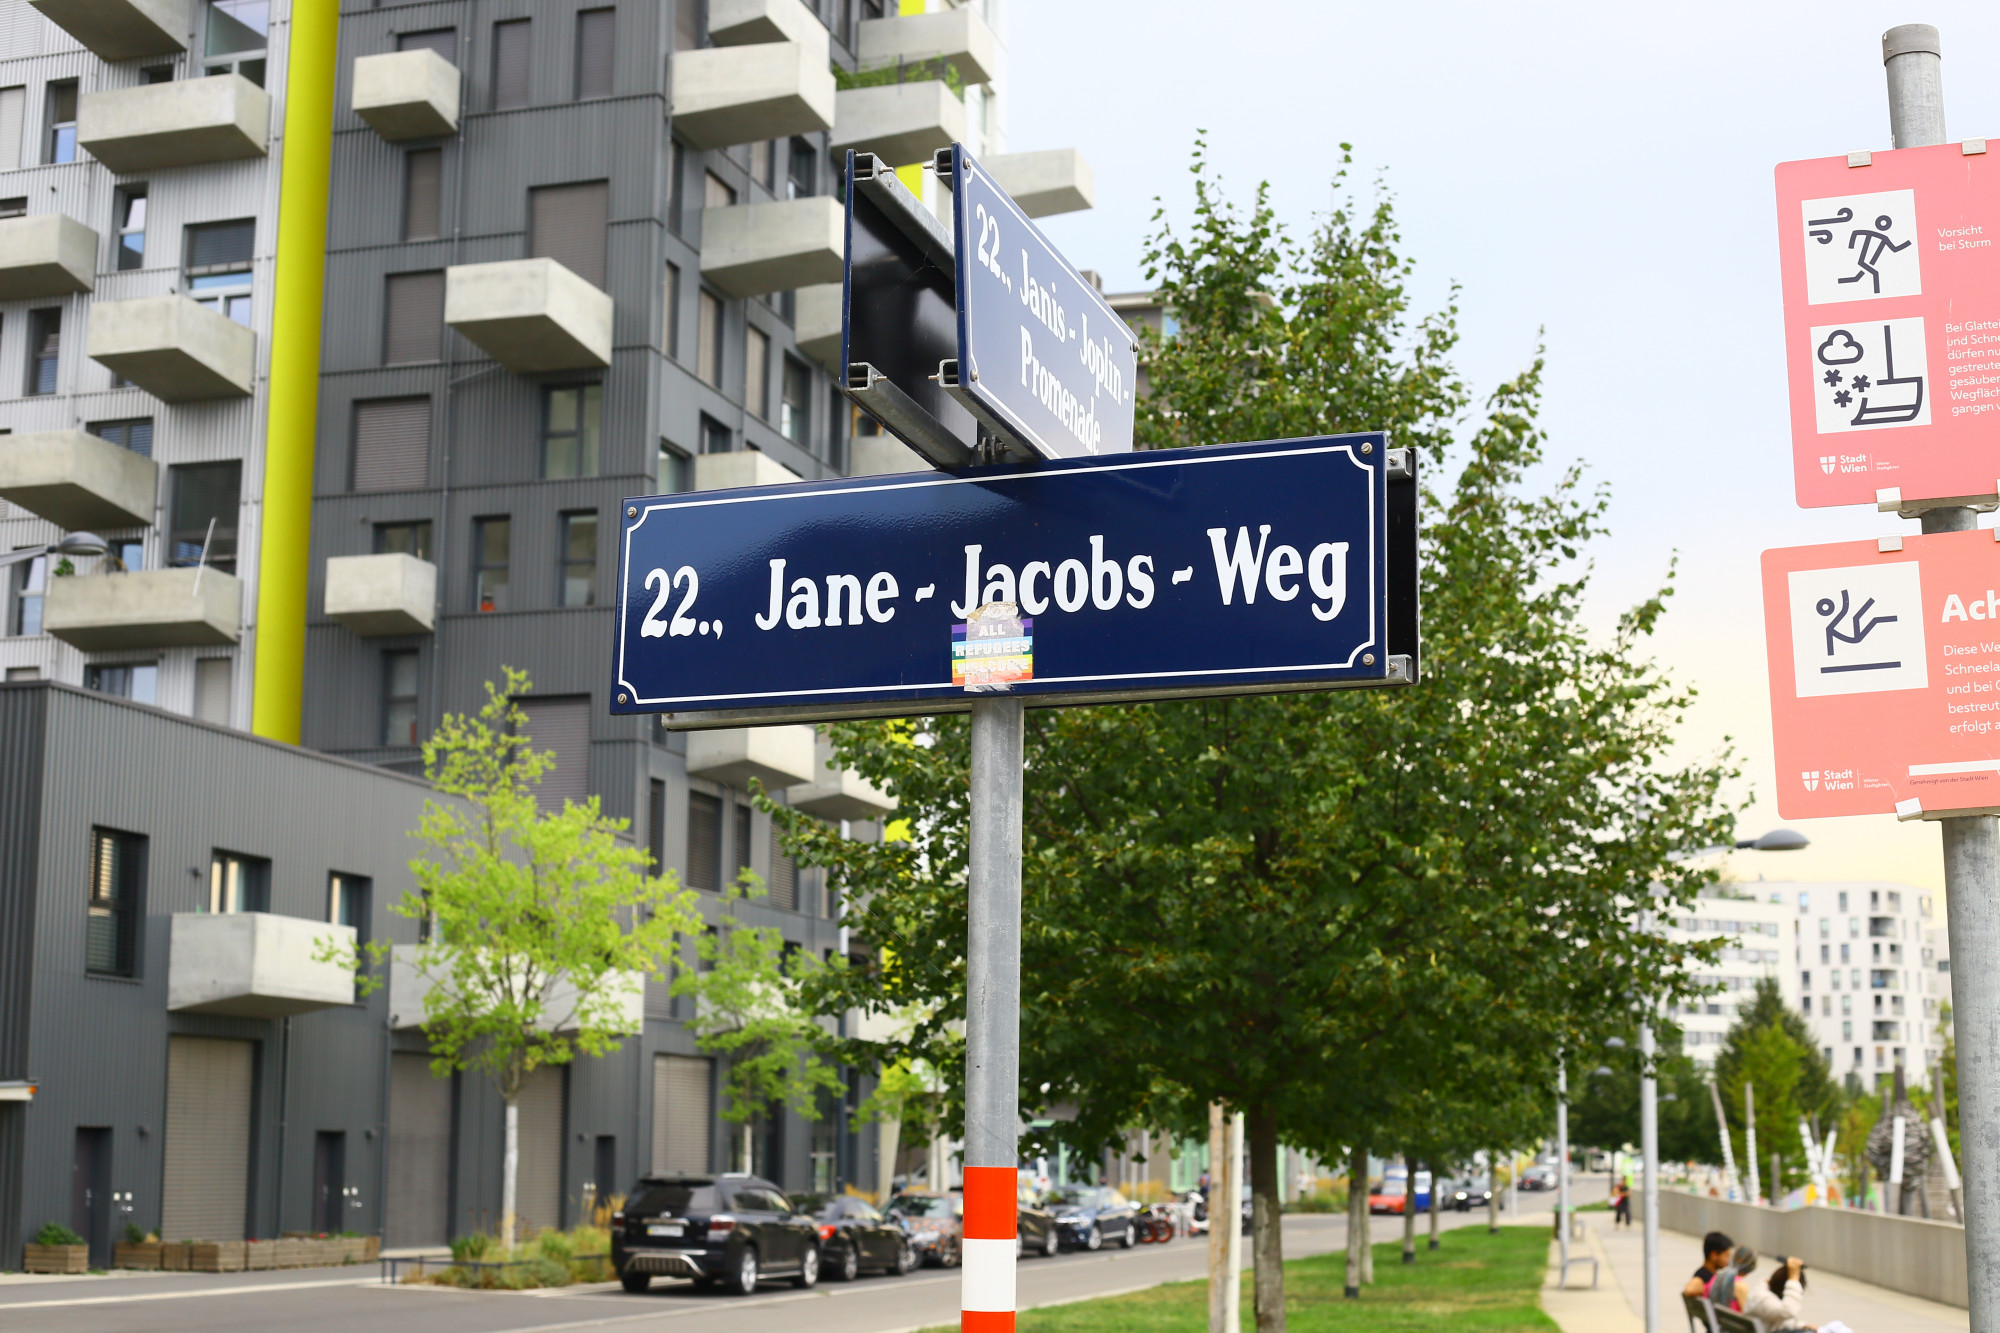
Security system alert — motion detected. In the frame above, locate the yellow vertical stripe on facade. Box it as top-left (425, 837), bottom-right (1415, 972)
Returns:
top-left (251, 0), bottom-right (338, 743)
top-left (896, 1), bottom-right (932, 196)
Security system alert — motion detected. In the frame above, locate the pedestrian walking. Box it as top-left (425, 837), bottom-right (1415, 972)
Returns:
top-left (1612, 1176), bottom-right (1632, 1228)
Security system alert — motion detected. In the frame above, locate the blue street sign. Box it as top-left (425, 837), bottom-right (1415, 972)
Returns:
top-left (949, 145), bottom-right (1137, 461)
top-left (612, 436), bottom-right (1417, 726)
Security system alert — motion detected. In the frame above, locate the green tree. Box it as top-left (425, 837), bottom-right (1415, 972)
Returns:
top-left (774, 146), bottom-right (1733, 1333)
top-left (670, 877), bottom-right (845, 1177)
top-left (1713, 977), bottom-right (1839, 1194)
top-left (398, 669), bottom-right (700, 1248)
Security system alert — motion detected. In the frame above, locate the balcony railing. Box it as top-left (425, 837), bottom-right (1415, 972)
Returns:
top-left (829, 82), bottom-right (964, 168)
top-left (43, 566), bottom-right (241, 651)
top-left (444, 258), bottom-right (612, 373)
top-left (352, 49), bottom-right (460, 140)
top-left (86, 294), bottom-right (255, 401)
top-left (0, 214), bottom-right (97, 301)
top-left (0, 429), bottom-right (157, 530)
top-left (699, 197), bottom-right (844, 299)
top-left (78, 73), bottom-right (270, 173)
top-left (325, 553), bottom-right (437, 636)
top-left (27, 0), bottom-right (186, 62)
top-left (685, 726), bottom-right (817, 789)
top-left (167, 913), bottom-right (356, 1017)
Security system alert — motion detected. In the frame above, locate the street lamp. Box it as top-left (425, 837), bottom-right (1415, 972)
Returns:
top-left (0, 531), bottom-right (109, 569)
top-left (1638, 826), bottom-right (1808, 1333)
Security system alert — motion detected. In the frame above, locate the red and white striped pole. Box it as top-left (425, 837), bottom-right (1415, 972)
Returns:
top-left (962, 698), bottom-right (1024, 1330)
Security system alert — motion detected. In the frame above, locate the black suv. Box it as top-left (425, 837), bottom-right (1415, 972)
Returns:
top-left (614, 1174), bottom-right (821, 1294)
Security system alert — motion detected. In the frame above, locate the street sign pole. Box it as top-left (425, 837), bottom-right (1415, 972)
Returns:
top-left (1640, 1020), bottom-right (1658, 1333)
top-left (962, 697), bottom-right (1024, 1333)
top-left (1881, 25), bottom-right (1998, 1329)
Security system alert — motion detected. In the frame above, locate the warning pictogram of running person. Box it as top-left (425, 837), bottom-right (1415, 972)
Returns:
top-left (1810, 316), bottom-right (1930, 433)
top-left (1801, 189), bottom-right (1922, 304)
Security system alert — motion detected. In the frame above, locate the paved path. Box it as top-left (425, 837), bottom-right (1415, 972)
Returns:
top-left (1541, 1207), bottom-right (1970, 1333)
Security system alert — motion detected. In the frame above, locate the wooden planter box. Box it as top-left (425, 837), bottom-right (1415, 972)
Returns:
top-left (159, 1241), bottom-right (191, 1270)
top-left (113, 1241), bottom-right (162, 1270)
top-left (23, 1243), bottom-right (88, 1274)
top-left (245, 1239), bottom-right (276, 1270)
top-left (190, 1241), bottom-right (246, 1272)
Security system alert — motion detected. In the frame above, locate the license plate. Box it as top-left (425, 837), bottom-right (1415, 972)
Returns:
top-left (647, 1223), bottom-right (684, 1237)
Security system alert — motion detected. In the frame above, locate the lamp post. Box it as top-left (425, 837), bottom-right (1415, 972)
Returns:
top-left (0, 531), bottom-right (109, 569)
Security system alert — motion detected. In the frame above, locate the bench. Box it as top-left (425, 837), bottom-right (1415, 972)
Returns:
top-left (1683, 1292), bottom-right (1718, 1333)
top-left (1714, 1310), bottom-right (1767, 1333)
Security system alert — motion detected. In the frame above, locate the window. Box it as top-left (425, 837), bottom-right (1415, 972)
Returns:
top-left (0, 197), bottom-right (23, 219)
top-left (169, 462), bottom-right (241, 571)
top-left (769, 830), bottom-right (796, 910)
top-left (381, 649), bottom-right (420, 745)
top-left (397, 27), bottom-right (457, 59)
top-left (374, 520), bottom-right (433, 561)
top-left (1838, 891), bottom-right (1848, 911)
top-left (700, 414), bottom-right (731, 455)
top-left (530, 181), bottom-right (609, 288)
top-left (116, 188), bottom-right (147, 270)
top-left (517, 695), bottom-right (590, 810)
top-left (663, 261), bottom-right (681, 358)
top-left (404, 149), bottom-right (442, 241)
top-left (204, 0), bottom-right (268, 84)
top-left (704, 172), bottom-right (736, 210)
top-left (193, 657), bottom-right (230, 725)
top-left (11, 552), bottom-right (46, 635)
top-left (25, 308), bottom-right (59, 395)
top-left (697, 289), bottom-right (723, 386)
top-left (648, 779), bottom-right (666, 876)
top-left (44, 80), bottom-right (76, 164)
top-left (185, 219), bottom-right (256, 325)
top-left (687, 792), bottom-right (721, 890)
top-left (780, 356), bottom-right (810, 444)
top-left (209, 850), bottom-right (270, 913)
top-left (141, 65), bottom-right (172, 84)
top-left (85, 663), bottom-right (158, 704)
top-left (668, 139), bottom-right (685, 233)
top-left (657, 441), bottom-right (690, 493)
top-left (329, 872), bottom-right (371, 978)
top-left (575, 8), bottom-right (615, 99)
top-left (383, 271), bottom-right (444, 363)
top-left (787, 137), bottom-right (816, 199)
top-left (492, 19), bottom-right (532, 109)
top-left (543, 384), bottom-right (602, 478)
top-left (472, 517), bottom-right (510, 612)
top-left (750, 140), bottom-right (773, 190)
top-left (1798, 891), bottom-right (1811, 914)
top-left (559, 511), bottom-right (597, 607)
top-left (87, 828), bottom-right (146, 978)
top-left (734, 803), bottom-right (752, 880)
top-left (0, 88), bottom-right (22, 173)
top-left (744, 326), bottom-right (769, 417)
top-left (351, 398), bottom-right (430, 492)
top-left (88, 418), bottom-right (153, 458)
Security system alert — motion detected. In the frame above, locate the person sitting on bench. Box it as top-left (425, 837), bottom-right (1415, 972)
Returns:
top-left (1742, 1255), bottom-right (1816, 1331)
top-left (1683, 1231), bottom-right (1734, 1299)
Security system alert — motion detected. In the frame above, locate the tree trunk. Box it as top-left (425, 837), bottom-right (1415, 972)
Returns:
top-left (1344, 1145), bottom-right (1367, 1298)
top-left (1209, 1103), bottom-right (1228, 1333)
top-left (502, 1097), bottom-right (520, 1251)
top-left (1248, 1106), bottom-right (1285, 1333)
top-left (876, 1114), bottom-right (901, 1206)
top-left (1224, 1112), bottom-right (1244, 1333)
top-left (1488, 1150), bottom-right (1501, 1233)
top-left (1400, 1155), bottom-right (1416, 1263)
top-left (1428, 1161), bottom-right (1441, 1249)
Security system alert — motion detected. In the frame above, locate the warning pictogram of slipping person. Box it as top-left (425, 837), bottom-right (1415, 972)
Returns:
top-left (1810, 317), bottom-right (1930, 433)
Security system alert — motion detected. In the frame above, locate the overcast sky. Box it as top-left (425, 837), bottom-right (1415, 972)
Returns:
top-left (1000, 1), bottom-right (2000, 894)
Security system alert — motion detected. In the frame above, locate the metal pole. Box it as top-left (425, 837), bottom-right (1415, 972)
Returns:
top-left (1745, 1083), bottom-right (1760, 1206)
top-left (1641, 1020), bottom-right (1659, 1333)
top-left (1944, 815), bottom-right (2000, 1327)
top-left (1884, 24), bottom-right (1945, 149)
top-left (1557, 1058), bottom-right (1570, 1279)
top-left (962, 697), bottom-right (1024, 1332)
top-left (1224, 1112), bottom-right (1244, 1333)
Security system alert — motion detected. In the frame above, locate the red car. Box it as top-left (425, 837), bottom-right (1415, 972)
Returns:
top-left (1366, 1173), bottom-right (1432, 1215)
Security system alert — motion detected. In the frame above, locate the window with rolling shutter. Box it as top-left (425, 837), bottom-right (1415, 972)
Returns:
top-left (648, 779), bottom-right (667, 876)
top-left (769, 837), bottom-right (796, 911)
top-left (514, 1066), bottom-right (565, 1235)
top-left (385, 1053), bottom-right (452, 1248)
top-left (383, 271), bottom-right (444, 364)
top-left (397, 27), bottom-right (457, 59)
top-left (519, 696), bottom-right (590, 811)
top-left (351, 398), bottom-right (430, 492)
top-left (161, 1037), bottom-right (252, 1242)
top-left (186, 218), bottom-right (254, 271)
top-left (530, 181), bottom-right (608, 288)
top-left (733, 803), bottom-right (752, 880)
top-left (492, 19), bottom-right (531, 109)
top-left (575, 8), bottom-right (614, 100)
top-left (686, 792), bottom-right (721, 891)
top-left (86, 827), bottom-right (145, 977)
top-left (404, 149), bottom-right (442, 241)
top-left (652, 1054), bottom-right (712, 1175)
top-left (0, 88), bottom-right (23, 172)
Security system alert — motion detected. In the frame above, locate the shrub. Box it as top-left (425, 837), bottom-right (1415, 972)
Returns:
top-left (534, 1229), bottom-right (573, 1263)
top-left (449, 1233), bottom-right (492, 1262)
top-left (34, 1222), bottom-right (85, 1246)
top-left (1282, 1192), bottom-right (1340, 1214)
top-left (122, 1223), bottom-right (147, 1245)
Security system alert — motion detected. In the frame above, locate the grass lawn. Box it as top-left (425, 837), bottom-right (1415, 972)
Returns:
top-left (922, 1225), bottom-right (1558, 1332)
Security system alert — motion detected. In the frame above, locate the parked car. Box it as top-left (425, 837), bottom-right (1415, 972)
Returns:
top-left (613, 1174), bottom-right (821, 1294)
top-left (796, 1193), bottom-right (916, 1281)
top-left (1518, 1165), bottom-right (1556, 1192)
top-left (1017, 1185), bottom-right (1060, 1257)
top-left (1445, 1178), bottom-right (1493, 1212)
top-left (1367, 1172), bottom-right (1431, 1215)
top-left (1044, 1184), bottom-right (1139, 1251)
top-left (885, 1190), bottom-right (963, 1267)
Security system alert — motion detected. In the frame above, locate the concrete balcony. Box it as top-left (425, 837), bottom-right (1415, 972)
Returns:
top-left (692, 450), bottom-right (800, 491)
top-left (27, 0), bottom-right (186, 62)
top-left (857, 6), bottom-right (998, 84)
top-left (699, 196), bottom-right (844, 299)
top-left (787, 753), bottom-right (894, 820)
top-left (87, 294), bottom-right (255, 401)
top-left (42, 566), bottom-right (241, 650)
top-left (793, 282), bottom-right (841, 368)
top-left (0, 429), bottom-right (157, 530)
top-left (352, 48), bottom-right (460, 140)
top-left (985, 149), bottom-right (1096, 219)
top-left (686, 725), bottom-right (816, 789)
top-left (830, 82), bottom-right (964, 169)
top-left (849, 434), bottom-right (927, 477)
top-left (0, 214), bottom-right (97, 300)
top-left (78, 74), bottom-right (270, 173)
top-left (324, 553), bottom-right (436, 636)
top-left (707, 0), bottom-right (829, 55)
top-left (167, 913), bottom-right (356, 1017)
top-left (388, 945), bottom-right (641, 1033)
top-left (670, 42), bottom-right (834, 150)
top-left (444, 258), bottom-right (612, 373)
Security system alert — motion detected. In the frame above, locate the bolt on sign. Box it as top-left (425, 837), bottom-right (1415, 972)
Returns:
top-left (1763, 528), bottom-right (2000, 820)
top-left (1774, 140), bottom-right (2000, 509)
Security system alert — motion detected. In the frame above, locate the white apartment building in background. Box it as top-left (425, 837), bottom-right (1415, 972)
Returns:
top-left (1790, 882), bottom-right (1946, 1086)
top-left (1665, 884), bottom-right (1797, 1064)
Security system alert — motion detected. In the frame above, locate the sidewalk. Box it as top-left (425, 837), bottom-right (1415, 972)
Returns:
top-left (1568, 1209), bottom-right (1969, 1333)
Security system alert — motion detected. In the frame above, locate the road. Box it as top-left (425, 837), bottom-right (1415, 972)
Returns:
top-left (1, 1207), bottom-right (1523, 1333)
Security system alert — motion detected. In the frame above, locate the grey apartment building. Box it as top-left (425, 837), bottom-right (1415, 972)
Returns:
top-left (0, 0), bottom-right (1095, 1264)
